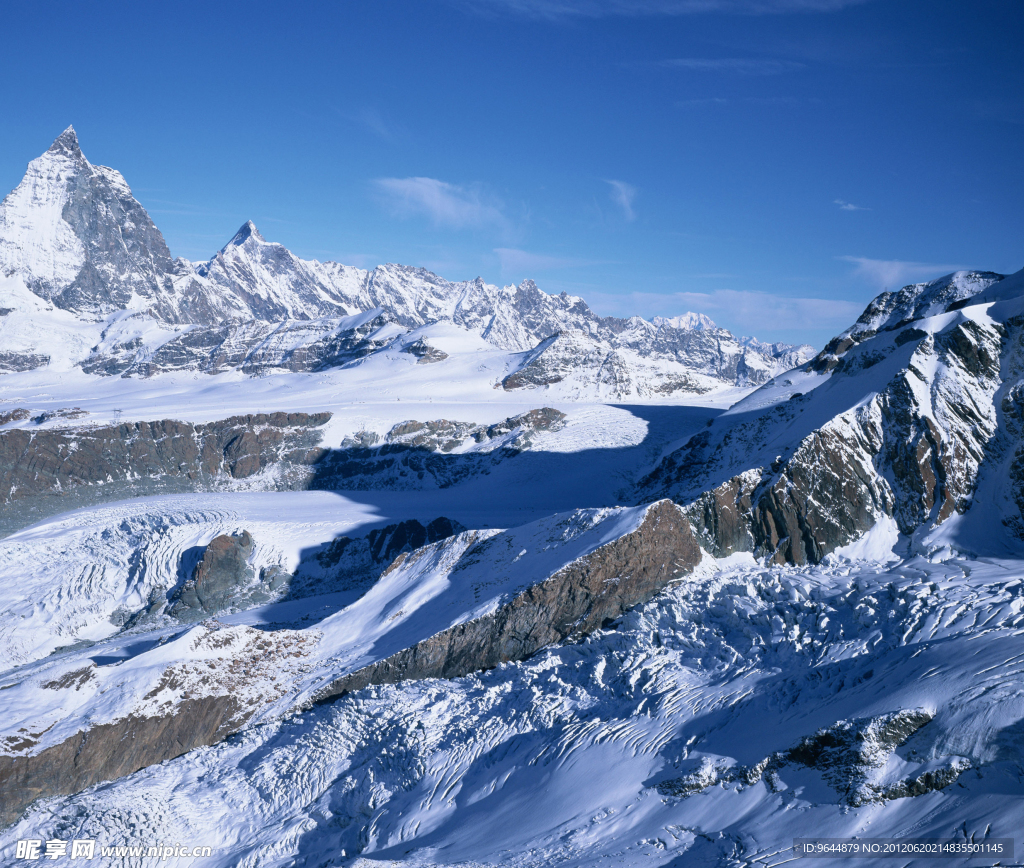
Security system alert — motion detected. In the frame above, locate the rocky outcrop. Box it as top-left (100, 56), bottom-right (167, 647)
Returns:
top-left (0, 623), bottom-right (319, 829)
top-left (657, 709), bottom-right (970, 807)
top-left (0, 412), bottom-right (330, 536)
top-left (290, 517), bottom-right (465, 599)
top-left (0, 352), bottom-right (50, 373)
top-left (0, 695), bottom-right (245, 828)
top-left (313, 408), bottom-right (567, 490)
top-left (169, 531), bottom-right (257, 621)
top-left (313, 499), bottom-right (702, 702)
top-left (809, 271), bottom-right (1004, 373)
top-left (638, 284), bottom-right (1009, 564)
top-left (402, 339), bottom-right (448, 364)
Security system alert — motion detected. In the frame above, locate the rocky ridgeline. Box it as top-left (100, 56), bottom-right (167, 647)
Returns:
top-left (637, 271), bottom-right (1017, 564)
top-left (313, 408), bottom-right (567, 490)
top-left (0, 501), bottom-right (701, 826)
top-left (314, 499), bottom-right (702, 701)
top-left (0, 408), bottom-right (569, 535)
top-left (0, 412), bottom-right (330, 536)
top-left (0, 128), bottom-right (812, 390)
top-left (82, 312), bottom-right (394, 377)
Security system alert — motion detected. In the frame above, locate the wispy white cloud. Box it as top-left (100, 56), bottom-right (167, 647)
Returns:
top-left (495, 248), bottom-right (599, 273)
top-left (460, 0), bottom-right (870, 19)
top-left (585, 287), bottom-right (863, 335)
top-left (839, 256), bottom-right (962, 290)
top-left (661, 57), bottom-right (803, 75)
top-left (834, 198), bottom-right (870, 211)
top-left (373, 177), bottom-right (510, 232)
top-left (605, 179), bottom-right (637, 221)
top-left (352, 108), bottom-right (402, 141)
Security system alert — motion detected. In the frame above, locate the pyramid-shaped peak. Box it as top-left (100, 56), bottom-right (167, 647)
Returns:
top-left (227, 220), bottom-right (265, 248)
top-left (47, 126), bottom-right (84, 159)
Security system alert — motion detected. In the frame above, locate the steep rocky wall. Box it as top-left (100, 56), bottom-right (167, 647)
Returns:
top-left (0, 412), bottom-right (330, 536)
top-left (314, 499), bottom-right (702, 701)
top-left (0, 695), bottom-right (246, 828)
top-left (639, 315), bottom-right (1006, 565)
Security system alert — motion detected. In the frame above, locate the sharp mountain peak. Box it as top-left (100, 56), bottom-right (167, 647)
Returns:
top-left (47, 125), bottom-right (84, 160)
top-left (226, 220), bottom-right (265, 248)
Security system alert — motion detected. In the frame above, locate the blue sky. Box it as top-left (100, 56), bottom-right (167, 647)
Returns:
top-left (1, 0), bottom-right (1021, 346)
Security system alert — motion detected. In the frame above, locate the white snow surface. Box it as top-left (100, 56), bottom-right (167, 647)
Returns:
top-left (3, 536), bottom-right (1023, 867)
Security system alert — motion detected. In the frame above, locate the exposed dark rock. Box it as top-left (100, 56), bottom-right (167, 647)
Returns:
top-left (809, 271), bottom-right (1004, 373)
top-left (0, 412), bottom-right (331, 536)
top-left (290, 517), bottom-right (466, 600)
top-left (0, 695), bottom-right (246, 828)
top-left (0, 408), bottom-right (30, 426)
top-left (311, 408), bottom-right (567, 490)
top-left (638, 311), bottom-right (1005, 565)
top-left (0, 352), bottom-right (49, 373)
top-left (402, 339), bottom-right (448, 364)
top-left (657, 709), bottom-right (968, 807)
top-left (313, 499), bottom-right (702, 702)
top-left (32, 407), bottom-right (88, 424)
top-left (168, 531), bottom-right (257, 621)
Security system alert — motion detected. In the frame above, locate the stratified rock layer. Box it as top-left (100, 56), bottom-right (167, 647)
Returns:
top-left (0, 696), bottom-right (244, 828)
top-left (0, 412), bottom-right (330, 535)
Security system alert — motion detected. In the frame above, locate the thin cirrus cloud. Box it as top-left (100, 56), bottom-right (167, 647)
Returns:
top-left (459, 0), bottom-right (871, 19)
top-left (660, 57), bottom-right (804, 75)
top-left (587, 287), bottom-right (863, 334)
top-left (834, 198), bottom-right (870, 211)
top-left (373, 177), bottom-right (510, 233)
top-left (839, 256), bottom-right (962, 289)
top-left (605, 179), bottom-right (638, 221)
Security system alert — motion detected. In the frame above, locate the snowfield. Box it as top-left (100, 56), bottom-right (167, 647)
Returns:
top-left (3, 538), bottom-right (1023, 867)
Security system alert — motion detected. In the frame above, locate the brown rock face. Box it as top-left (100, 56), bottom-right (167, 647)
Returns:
top-left (0, 412), bottom-right (330, 535)
top-left (0, 696), bottom-right (246, 828)
top-left (314, 499), bottom-right (702, 701)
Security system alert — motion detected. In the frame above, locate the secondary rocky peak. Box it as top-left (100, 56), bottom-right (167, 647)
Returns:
top-left (226, 220), bottom-right (265, 247)
top-left (46, 126), bottom-right (84, 160)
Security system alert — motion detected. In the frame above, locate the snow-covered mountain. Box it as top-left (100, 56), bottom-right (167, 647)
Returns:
top-left (638, 267), bottom-right (1024, 563)
top-left (3, 127), bottom-right (1024, 868)
top-left (0, 128), bottom-right (812, 393)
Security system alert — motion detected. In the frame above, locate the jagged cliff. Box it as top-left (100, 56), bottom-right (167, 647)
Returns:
top-left (637, 269), bottom-right (1024, 563)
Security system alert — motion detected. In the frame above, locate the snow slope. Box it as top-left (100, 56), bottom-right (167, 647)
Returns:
top-left (3, 541), bottom-right (1022, 867)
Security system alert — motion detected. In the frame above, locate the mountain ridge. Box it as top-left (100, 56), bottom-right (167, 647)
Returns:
top-left (0, 128), bottom-right (813, 392)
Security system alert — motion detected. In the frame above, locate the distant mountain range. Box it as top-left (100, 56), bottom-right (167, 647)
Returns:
top-left (0, 127), bottom-right (813, 393)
